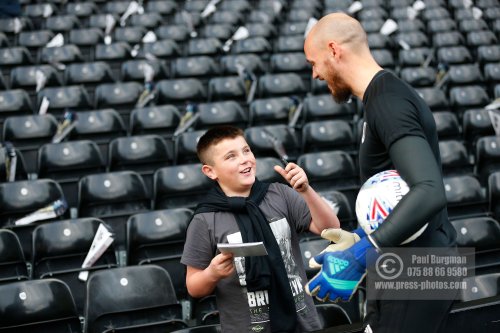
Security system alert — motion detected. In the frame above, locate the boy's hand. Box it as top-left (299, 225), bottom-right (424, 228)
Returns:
top-left (208, 252), bottom-right (235, 280)
top-left (274, 163), bottom-right (309, 192)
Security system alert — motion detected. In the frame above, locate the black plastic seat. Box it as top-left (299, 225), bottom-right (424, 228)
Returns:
top-left (449, 86), bottom-right (490, 115)
top-left (84, 265), bottom-right (187, 333)
top-left (316, 303), bottom-right (352, 329)
top-left (297, 150), bottom-right (359, 192)
top-left (129, 105), bottom-right (181, 138)
top-left (104, 1), bottom-right (131, 14)
top-left (427, 18), bottom-right (457, 33)
top-left (415, 87), bottom-right (449, 111)
top-left (45, 15), bottom-right (81, 32)
top-left (208, 76), bottom-right (246, 101)
top-left (69, 28), bottom-right (104, 46)
top-left (127, 208), bottom-right (193, 299)
top-left (258, 73), bottom-right (306, 98)
top-left (155, 25), bottom-right (190, 43)
top-left (444, 174), bottom-right (486, 219)
top-left (439, 140), bottom-right (472, 176)
top-left (447, 64), bottom-right (484, 87)
top-left (31, 218), bottom-right (118, 315)
top-left (249, 96), bottom-right (296, 126)
top-left (463, 108), bottom-right (495, 149)
top-left (432, 31), bottom-right (465, 48)
top-left (467, 30), bottom-right (498, 48)
top-left (10, 64), bottom-right (61, 89)
top-left (275, 35), bottom-right (305, 53)
top-left (371, 49), bottom-right (395, 69)
top-left (94, 82), bottom-right (143, 110)
top-left (0, 178), bottom-right (66, 259)
top-left (437, 46), bottom-right (473, 64)
top-left (196, 101), bottom-right (248, 129)
top-left (302, 120), bottom-right (356, 153)
top-left (187, 38), bottom-right (222, 56)
top-left (244, 124), bottom-right (301, 160)
top-left (114, 26), bottom-right (147, 44)
top-left (220, 54), bottom-right (266, 75)
top-left (461, 272), bottom-right (500, 302)
top-left (121, 59), bottom-right (168, 81)
top-left (65, 61), bottom-right (115, 85)
top-left (0, 89), bottom-right (33, 120)
top-left (0, 46), bottom-right (33, 67)
top-left (400, 67), bottom-right (437, 87)
top-left (173, 129), bottom-right (207, 165)
top-left (95, 42), bottom-right (132, 61)
top-left (476, 136), bottom-right (500, 185)
top-left (129, 13), bottom-right (163, 29)
top-left (88, 14), bottom-right (119, 29)
top-left (395, 31), bottom-right (430, 48)
top-left (452, 216), bottom-right (500, 254)
top-left (399, 48), bottom-right (433, 67)
top-left (0, 279), bottom-right (81, 333)
top-left (270, 52), bottom-right (309, 74)
top-left (108, 135), bottom-right (174, 193)
top-left (0, 229), bottom-right (28, 284)
top-left (433, 111), bottom-right (461, 140)
top-left (72, 109), bottom-right (127, 161)
top-left (209, 10), bottom-right (244, 26)
top-left (66, 2), bottom-right (98, 17)
top-left (38, 140), bottom-right (106, 208)
top-left (153, 163), bottom-right (213, 210)
top-left (255, 157), bottom-right (287, 184)
top-left (303, 94), bottom-right (356, 122)
top-left (458, 18), bottom-right (489, 33)
top-left (18, 30), bottom-right (54, 49)
top-left (233, 36), bottom-right (272, 54)
top-left (280, 21), bottom-right (309, 36)
top-left (38, 85), bottom-right (92, 114)
top-left (157, 78), bottom-right (207, 104)
top-left (78, 171), bottom-right (150, 250)
top-left (39, 45), bottom-right (84, 64)
top-left (138, 39), bottom-right (181, 59)
top-left (2, 114), bottom-right (58, 173)
top-left (146, 1), bottom-right (178, 15)
top-left (171, 56), bottom-right (220, 78)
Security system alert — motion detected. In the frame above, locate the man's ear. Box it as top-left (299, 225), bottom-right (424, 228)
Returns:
top-left (201, 164), bottom-right (217, 180)
top-left (327, 40), bottom-right (340, 60)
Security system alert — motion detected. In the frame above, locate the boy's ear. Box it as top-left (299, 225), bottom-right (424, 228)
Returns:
top-left (201, 164), bottom-right (217, 180)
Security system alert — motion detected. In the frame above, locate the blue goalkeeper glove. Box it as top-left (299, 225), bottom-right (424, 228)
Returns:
top-left (305, 236), bottom-right (373, 302)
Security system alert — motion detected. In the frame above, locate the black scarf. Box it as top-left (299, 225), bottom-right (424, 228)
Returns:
top-left (194, 180), bottom-right (297, 332)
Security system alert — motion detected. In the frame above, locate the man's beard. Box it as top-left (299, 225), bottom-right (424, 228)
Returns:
top-left (328, 70), bottom-right (352, 104)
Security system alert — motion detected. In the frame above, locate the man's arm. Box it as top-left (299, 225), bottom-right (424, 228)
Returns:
top-left (370, 135), bottom-right (447, 247)
top-left (186, 252), bottom-right (235, 298)
top-left (274, 163), bottom-right (340, 235)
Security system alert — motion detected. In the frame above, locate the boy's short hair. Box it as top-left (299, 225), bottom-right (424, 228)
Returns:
top-left (197, 125), bottom-right (245, 165)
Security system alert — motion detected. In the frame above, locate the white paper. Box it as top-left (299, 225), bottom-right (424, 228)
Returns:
top-left (348, 1), bottom-right (363, 14)
top-left (14, 199), bottom-right (66, 226)
top-left (46, 33), bottom-right (64, 48)
top-left (485, 98), bottom-right (500, 111)
top-left (38, 96), bottom-right (50, 115)
top-left (217, 242), bottom-right (268, 257)
top-left (304, 18), bottom-right (318, 38)
top-left (79, 223), bottom-right (114, 281)
top-left (381, 19), bottom-right (398, 36)
top-left (488, 110), bottom-right (500, 136)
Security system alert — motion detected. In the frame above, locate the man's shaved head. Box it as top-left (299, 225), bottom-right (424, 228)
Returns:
top-left (306, 12), bottom-right (369, 53)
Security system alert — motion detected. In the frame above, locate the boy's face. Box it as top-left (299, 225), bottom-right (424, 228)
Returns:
top-left (202, 136), bottom-right (256, 197)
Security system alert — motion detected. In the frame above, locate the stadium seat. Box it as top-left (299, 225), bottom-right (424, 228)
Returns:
top-left (432, 31), bottom-right (465, 48)
top-left (171, 56), bottom-right (220, 78)
top-left (303, 94), bottom-right (356, 122)
top-left (37, 140), bottom-right (106, 208)
top-left (395, 31), bottom-right (430, 48)
top-left (255, 156), bottom-right (287, 184)
top-left (155, 25), bottom-right (190, 43)
top-left (108, 135), bottom-right (174, 194)
top-left (439, 140), bottom-right (472, 176)
top-left (0, 145), bottom-right (28, 182)
top-left (449, 85), bottom-right (490, 115)
top-left (126, 208), bottom-right (192, 299)
top-left (31, 218), bottom-right (118, 315)
top-left (444, 174), bottom-right (487, 219)
top-left (209, 10), bottom-right (244, 26)
top-left (129, 12), bottom-right (163, 29)
top-left (187, 38), bottom-right (222, 56)
top-left (0, 89), bottom-right (33, 122)
top-left (10, 64), bottom-right (61, 89)
top-left (45, 15), bottom-right (81, 32)
top-left (0, 229), bottom-right (29, 284)
top-left (447, 64), bottom-right (484, 87)
top-left (173, 129), bottom-right (207, 165)
top-left (399, 47), bottom-right (433, 67)
top-left (302, 120), bottom-right (356, 153)
top-left (0, 279), bottom-right (81, 333)
top-left (0, 178), bottom-right (66, 260)
top-left (275, 35), bottom-right (305, 53)
top-left (437, 46), bottom-right (473, 64)
top-left (219, 54), bottom-right (266, 75)
top-left (170, 324), bottom-right (221, 333)
top-left (2, 114), bottom-right (58, 173)
top-left (77, 171), bottom-right (150, 251)
top-left (146, 1), bottom-right (178, 15)
top-left (94, 82), bottom-right (143, 123)
top-left (72, 109), bottom-right (127, 161)
top-left (427, 18), bottom-right (457, 33)
top-left (153, 163), bottom-right (212, 210)
top-left (371, 49), bottom-right (396, 69)
top-left (157, 78), bottom-right (207, 104)
top-left (18, 30), bottom-right (54, 49)
top-left (95, 42), bottom-right (132, 61)
top-left (462, 109), bottom-right (495, 150)
top-left (233, 36), bottom-right (272, 54)
top-left (360, 19), bottom-right (384, 33)
top-left (192, 294), bottom-right (220, 326)
top-left (461, 272), bottom-right (500, 302)
top-left (0, 46), bottom-right (33, 67)
top-left (297, 150), bottom-right (359, 192)
top-left (84, 265), bottom-right (186, 333)
top-left (258, 73), bottom-right (306, 98)
top-left (208, 76), bottom-right (246, 101)
top-left (113, 26), bottom-right (147, 44)
top-left (88, 14), bottom-right (119, 29)
top-left (66, 2), bottom-right (98, 17)
top-left (245, 22), bottom-right (277, 39)
top-left (39, 45), bottom-right (85, 65)
top-left (433, 111), bottom-right (461, 140)
top-left (129, 104), bottom-right (181, 138)
top-left (299, 237), bottom-right (330, 278)
top-left (270, 52), bottom-right (310, 74)
top-left (196, 101), bottom-right (248, 129)
top-left (415, 87), bottom-right (449, 112)
top-left (249, 96), bottom-right (296, 126)
top-left (477, 45), bottom-right (500, 65)
top-left (138, 39), bottom-right (182, 59)
top-left (467, 30), bottom-right (498, 48)
top-left (65, 61), bottom-right (115, 85)
top-left (400, 67), bottom-right (437, 87)
top-left (104, 1), bottom-right (132, 14)
top-left (37, 85), bottom-right (92, 115)
top-left (458, 18), bottom-right (489, 33)
top-left (244, 124), bottom-right (301, 161)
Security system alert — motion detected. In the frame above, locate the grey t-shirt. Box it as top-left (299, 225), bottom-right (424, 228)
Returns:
top-left (181, 183), bottom-right (322, 333)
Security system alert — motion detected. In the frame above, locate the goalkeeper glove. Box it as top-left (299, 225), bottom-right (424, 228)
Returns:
top-left (309, 227), bottom-right (367, 269)
top-left (305, 236), bottom-right (373, 302)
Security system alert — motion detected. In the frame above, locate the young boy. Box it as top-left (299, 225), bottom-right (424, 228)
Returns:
top-left (181, 125), bottom-right (340, 333)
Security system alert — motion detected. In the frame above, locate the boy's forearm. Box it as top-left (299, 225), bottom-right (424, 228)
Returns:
top-left (301, 186), bottom-right (340, 234)
top-left (187, 267), bottom-right (219, 298)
